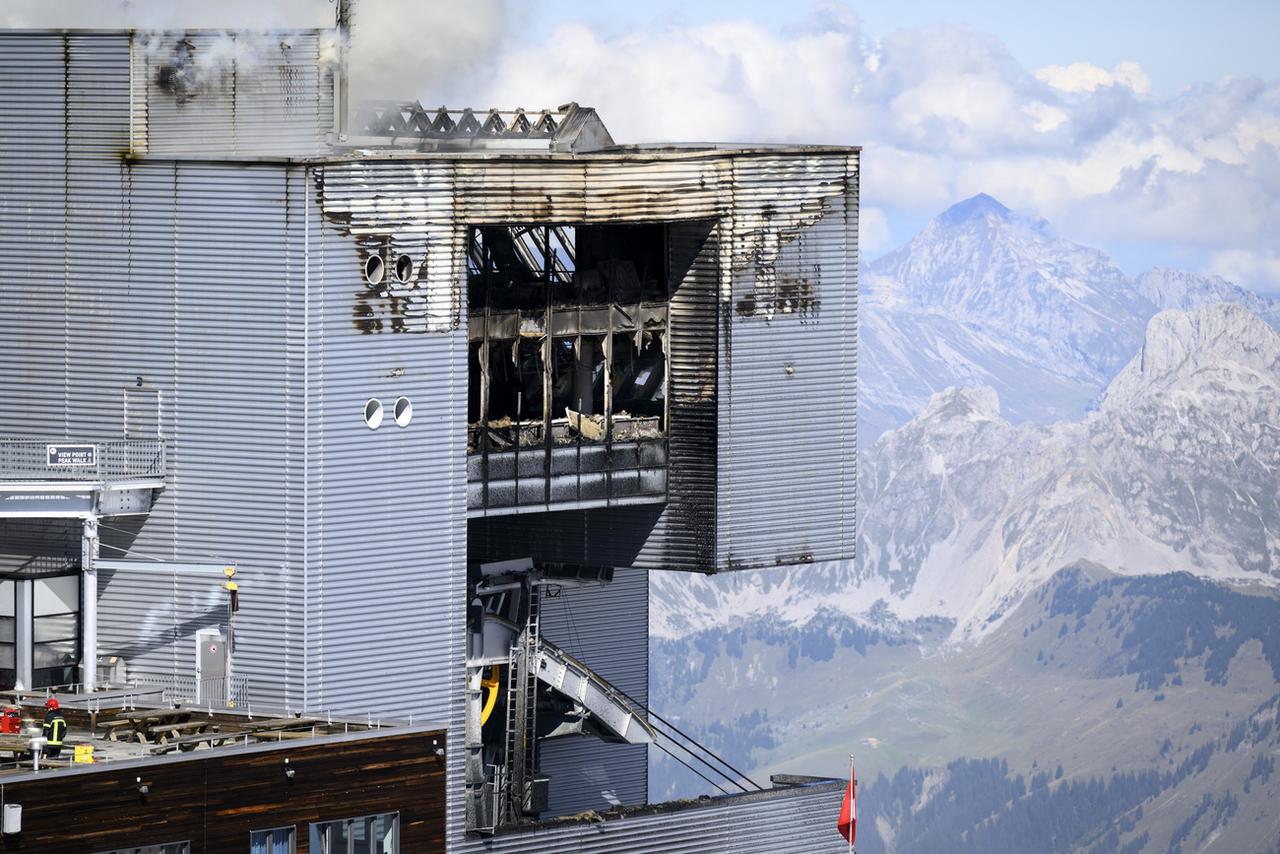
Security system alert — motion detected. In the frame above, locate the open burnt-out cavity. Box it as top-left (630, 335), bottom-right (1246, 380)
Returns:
top-left (466, 223), bottom-right (672, 511)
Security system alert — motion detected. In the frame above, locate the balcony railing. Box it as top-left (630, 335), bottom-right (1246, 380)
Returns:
top-left (0, 439), bottom-right (166, 484)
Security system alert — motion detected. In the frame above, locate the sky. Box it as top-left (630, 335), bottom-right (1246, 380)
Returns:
top-left (5, 0), bottom-right (1280, 295)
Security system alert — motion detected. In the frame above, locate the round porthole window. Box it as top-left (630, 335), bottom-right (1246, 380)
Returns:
top-left (394, 396), bottom-right (413, 427)
top-left (394, 254), bottom-right (414, 283)
top-left (364, 398), bottom-right (384, 429)
top-left (364, 254), bottom-right (386, 286)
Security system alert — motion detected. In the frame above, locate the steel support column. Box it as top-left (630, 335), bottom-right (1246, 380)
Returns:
top-left (14, 579), bottom-right (32, 691)
top-left (81, 517), bottom-right (99, 692)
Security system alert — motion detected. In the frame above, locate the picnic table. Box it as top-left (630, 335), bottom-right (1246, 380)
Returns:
top-left (102, 710), bottom-right (195, 745)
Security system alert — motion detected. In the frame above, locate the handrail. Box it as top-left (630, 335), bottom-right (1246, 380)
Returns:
top-left (0, 439), bottom-right (166, 484)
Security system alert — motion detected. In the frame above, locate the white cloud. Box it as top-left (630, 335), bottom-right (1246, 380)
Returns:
top-left (1207, 249), bottom-right (1280, 294)
top-left (456, 8), bottom-right (1279, 294)
top-left (860, 207), bottom-right (892, 255)
top-left (1034, 61), bottom-right (1151, 94)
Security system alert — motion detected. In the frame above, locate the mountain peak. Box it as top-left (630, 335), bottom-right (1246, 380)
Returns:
top-left (1100, 302), bottom-right (1280, 409)
top-left (935, 193), bottom-right (1013, 227)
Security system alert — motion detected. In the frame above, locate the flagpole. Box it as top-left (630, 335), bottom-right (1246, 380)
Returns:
top-left (849, 753), bottom-right (854, 854)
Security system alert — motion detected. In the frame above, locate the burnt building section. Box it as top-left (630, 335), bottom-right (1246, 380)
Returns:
top-left (0, 26), bottom-right (857, 854)
top-left (467, 223), bottom-right (674, 512)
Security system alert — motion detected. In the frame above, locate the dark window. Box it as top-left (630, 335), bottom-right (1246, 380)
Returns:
top-left (33, 576), bottom-right (79, 689)
top-left (250, 826), bottom-right (296, 854)
top-left (94, 843), bottom-right (190, 854)
top-left (310, 813), bottom-right (398, 854)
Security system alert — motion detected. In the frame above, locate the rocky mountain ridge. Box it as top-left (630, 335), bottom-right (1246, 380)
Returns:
top-left (653, 302), bottom-right (1280, 641)
top-left (859, 194), bottom-right (1280, 440)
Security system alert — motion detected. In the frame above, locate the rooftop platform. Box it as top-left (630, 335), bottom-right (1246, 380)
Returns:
top-left (0, 691), bottom-right (425, 778)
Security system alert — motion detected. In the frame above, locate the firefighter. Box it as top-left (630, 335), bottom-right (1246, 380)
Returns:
top-left (42, 698), bottom-right (66, 758)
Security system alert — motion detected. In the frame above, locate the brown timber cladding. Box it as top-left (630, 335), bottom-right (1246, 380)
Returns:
top-left (0, 728), bottom-right (446, 852)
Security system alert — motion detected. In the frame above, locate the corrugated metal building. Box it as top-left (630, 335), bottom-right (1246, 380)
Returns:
top-left (0, 27), bottom-right (857, 853)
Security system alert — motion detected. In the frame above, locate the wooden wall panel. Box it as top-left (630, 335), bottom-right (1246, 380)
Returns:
top-left (0, 728), bottom-right (446, 853)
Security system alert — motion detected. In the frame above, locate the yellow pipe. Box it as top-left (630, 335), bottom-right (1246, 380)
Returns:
top-left (480, 665), bottom-right (501, 726)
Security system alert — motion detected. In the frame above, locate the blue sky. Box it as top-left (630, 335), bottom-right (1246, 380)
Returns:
top-left (6, 0), bottom-right (1280, 294)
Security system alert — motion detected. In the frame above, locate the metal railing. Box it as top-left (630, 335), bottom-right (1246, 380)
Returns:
top-left (0, 439), bottom-right (166, 483)
top-left (128, 672), bottom-right (252, 712)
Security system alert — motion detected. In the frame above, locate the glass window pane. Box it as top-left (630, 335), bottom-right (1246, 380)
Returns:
top-left (33, 664), bottom-right (78, 690)
top-left (34, 639), bottom-right (77, 669)
top-left (373, 814), bottom-right (397, 854)
top-left (0, 643), bottom-right (15, 669)
top-left (0, 616), bottom-right (15, 643)
top-left (34, 576), bottom-right (78, 617)
top-left (352, 817), bottom-right (371, 854)
top-left (34, 613), bottom-right (77, 644)
top-left (0, 580), bottom-right (13, 618)
top-left (251, 828), bottom-right (293, 854)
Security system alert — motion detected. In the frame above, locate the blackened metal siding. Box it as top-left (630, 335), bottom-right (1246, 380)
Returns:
top-left (537, 567), bottom-right (649, 816)
top-left (717, 152), bottom-right (858, 570)
top-left (665, 219), bottom-right (721, 569)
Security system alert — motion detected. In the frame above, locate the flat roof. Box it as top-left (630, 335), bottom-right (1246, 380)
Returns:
top-left (120, 143), bottom-right (860, 168)
top-left (0, 695), bottom-right (444, 782)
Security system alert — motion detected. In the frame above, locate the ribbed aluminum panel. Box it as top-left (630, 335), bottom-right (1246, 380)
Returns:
top-left (0, 32), bottom-right (67, 437)
top-left (308, 160), bottom-right (469, 847)
top-left (86, 161), bottom-right (310, 711)
top-left (666, 219), bottom-right (721, 569)
top-left (0, 36), bottom-right (309, 709)
top-left (306, 160), bottom-right (465, 719)
top-left (132, 30), bottom-right (333, 158)
top-left (460, 781), bottom-right (848, 854)
top-left (717, 152), bottom-right (858, 569)
top-left (537, 568), bottom-right (648, 816)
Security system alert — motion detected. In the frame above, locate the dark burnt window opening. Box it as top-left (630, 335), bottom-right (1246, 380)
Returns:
top-left (467, 224), bottom-right (670, 456)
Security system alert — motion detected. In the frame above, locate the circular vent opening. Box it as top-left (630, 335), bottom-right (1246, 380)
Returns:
top-left (364, 398), bottom-right (384, 429)
top-left (364, 254), bottom-right (386, 286)
top-left (394, 254), bottom-right (414, 283)
top-left (394, 396), bottom-right (413, 427)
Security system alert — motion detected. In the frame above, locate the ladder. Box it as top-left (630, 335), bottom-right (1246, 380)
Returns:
top-left (502, 583), bottom-right (540, 823)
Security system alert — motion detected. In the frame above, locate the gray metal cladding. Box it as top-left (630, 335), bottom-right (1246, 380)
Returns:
top-left (0, 33), bottom-right (312, 708)
top-left (460, 781), bottom-right (849, 854)
top-left (307, 160), bottom-right (469, 844)
top-left (717, 152), bottom-right (858, 570)
top-left (80, 161), bottom-right (311, 710)
top-left (665, 219), bottom-right (721, 570)
top-left (305, 160), bottom-right (466, 722)
top-left (131, 30), bottom-right (334, 158)
top-left (0, 32), bottom-right (68, 436)
top-left (537, 568), bottom-right (648, 816)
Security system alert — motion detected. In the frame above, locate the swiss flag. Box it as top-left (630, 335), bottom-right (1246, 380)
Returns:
top-left (837, 769), bottom-right (856, 845)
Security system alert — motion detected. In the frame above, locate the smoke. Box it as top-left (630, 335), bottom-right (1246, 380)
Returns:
top-left (1, 0), bottom-right (510, 104)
